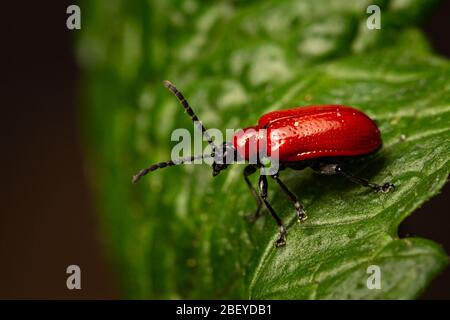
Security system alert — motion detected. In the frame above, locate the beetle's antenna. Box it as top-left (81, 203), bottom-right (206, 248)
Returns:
top-left (163, 80), bottom-right (217, 154)
top-left (132, 154), bottom-right (211, 184)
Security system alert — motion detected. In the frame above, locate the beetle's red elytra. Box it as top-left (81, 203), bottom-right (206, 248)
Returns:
top-left (133, 81), bottom-right (394, 247)
top-left (233, 105), bottom-right (381, 162)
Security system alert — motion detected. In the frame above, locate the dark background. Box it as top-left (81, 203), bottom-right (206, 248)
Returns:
top-left (1, 2), bottom-right (449, 299)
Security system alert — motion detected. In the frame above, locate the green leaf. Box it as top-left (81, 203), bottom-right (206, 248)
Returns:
top-left (78, 0), bottom-right (449, 299)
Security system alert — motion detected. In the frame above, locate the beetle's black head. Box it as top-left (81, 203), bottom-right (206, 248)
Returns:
top-left (212, 142), bottom-right (240, 177)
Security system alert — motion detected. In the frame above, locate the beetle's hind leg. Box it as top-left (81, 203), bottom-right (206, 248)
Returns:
top-left (313, 163), bottom-right (394, 193)
top-left (243, 165), bottom-right (263, 222)
top-left (271, 174), bottom-right (307, 223)
top-left (258, 174), bottom-right (287, 247)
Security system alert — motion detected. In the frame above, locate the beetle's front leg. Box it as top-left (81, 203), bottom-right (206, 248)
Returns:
top-left (258, 174), bottom-right (287, 247)
top-left (243, 165), bottom-right (263, 222)
top-left (313, 163), bottom-right (394, 193)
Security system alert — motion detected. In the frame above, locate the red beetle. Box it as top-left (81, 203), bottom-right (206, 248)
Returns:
top-left (133, 81), bottom-right (394, 247)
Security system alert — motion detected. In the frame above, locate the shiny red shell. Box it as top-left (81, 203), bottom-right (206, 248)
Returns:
top-left (232, 105), bottom-right (381, 162)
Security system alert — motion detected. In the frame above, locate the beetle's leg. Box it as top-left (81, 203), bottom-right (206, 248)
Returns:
top-left (313, 163), bottom-right (394, 193)
top-left (243, 165), bottom-right (263, 222)
top-left (338, 166), bottom-right (394, 193)
top-left (258, 174), bottom-right (287, 247)
top-left (271, 174), bottom-right (307, 223)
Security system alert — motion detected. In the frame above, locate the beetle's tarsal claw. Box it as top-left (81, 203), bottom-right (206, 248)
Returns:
top-left (275, 236), bottom-right (286, 247)
top-left (376, 182), bottom-right (395, 193)
top-left (295, 205), bottom-right (307, 223)
top-left (275, 226), bottom-right (287, 247)
top-left (297, 212), bottom-right (308, 223)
